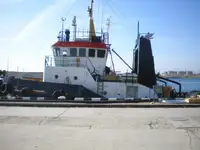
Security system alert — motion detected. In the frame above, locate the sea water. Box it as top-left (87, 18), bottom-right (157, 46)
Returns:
top-left (158, 78), bottom-right (200, 92)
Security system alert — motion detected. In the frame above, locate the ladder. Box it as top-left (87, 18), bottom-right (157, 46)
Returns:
top-left (97, 81), bottom-right (104, 96)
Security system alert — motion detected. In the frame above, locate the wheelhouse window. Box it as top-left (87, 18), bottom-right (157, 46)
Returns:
top-left (97, 49), bottom-right (105, 58)
top-left (53, 48), bottom-right (60, 56)
top-left (88, 49), bottom-right (95, 57)
top-left (62, 51), bottom-right (67, 57)
top-left (70, 48), bottom-right (77, 57)
top-left (79, 48), bottom-right (86, 57)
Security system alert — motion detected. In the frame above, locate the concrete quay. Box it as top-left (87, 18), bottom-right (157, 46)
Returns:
top-left (0, 107), bottom-right (200, 150)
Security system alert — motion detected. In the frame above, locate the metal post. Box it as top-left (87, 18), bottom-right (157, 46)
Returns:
top-left (6, 57), bottom-right (9, 77)
top-left (137, 21), bottom-right (140, 75)
top-left (17, 67), bottom-right (19, 79)
top-left (132, 49), bottom-right (135, 71)
top-left (111, 49), bottom-right (133, 71)
top-left (72, 16), bottom-right (77, 41)
top-left (149, 88), bottom-right (150, 98)
top-left (17, 67), bottom-right (19, 88)
top-left (61, 17), bottom-right (66, 41)
top-left (50, 57), bottom-right (52, 66)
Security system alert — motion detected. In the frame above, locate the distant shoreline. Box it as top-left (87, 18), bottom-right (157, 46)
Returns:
top-left (161, 76), bottom-right (200, 79)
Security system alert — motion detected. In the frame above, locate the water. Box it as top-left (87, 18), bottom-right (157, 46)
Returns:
top-left (158, 78), bottom-right (200, 92)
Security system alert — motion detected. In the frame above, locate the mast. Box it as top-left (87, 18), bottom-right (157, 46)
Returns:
top-left (61, 17), bottom-right (66, 41)
top-left (88, 0), bottom-right (96, 41)
top-left (137, 21), bottom-right (140, 75)
top-left (72, 16), bottom-right (77, 41)
top-left (106, 17), bottom-right (115, 72)
top-left (132, 21), bottom-right (140, 73)
top-left (137, 21), bottom-right (140, 39)
top-left (106, 16), bottom-right (111, 44)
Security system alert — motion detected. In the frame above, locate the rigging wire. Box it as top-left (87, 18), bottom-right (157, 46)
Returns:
top-left (64, 0), bottom-right (78, 19)
top-left (109, 0), bottom-right (129, 20)
top-left (100, 0), bottom-right (105, 30)
top-left (102, 0), bottom-right (135, 72)
top-left (97, 0), bottom-right (100, 28)
top-left (95, 0), bottom-right (105, 31)
top-left (106, 0), bottom-right (135, 36)
top-left (106, 1), bottom-right (128, 32)
top-left (94, 0), bottom-right (102, 31)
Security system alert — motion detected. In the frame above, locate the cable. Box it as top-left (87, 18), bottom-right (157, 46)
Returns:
top-left (106, 0), bottom-right (130, 33)
top-left (109, 0), bottom-right (128, 20)
top-left (64, 0), bottom-right (78, 18)
top-left (106, 0), bottom-right (135, 35)
top-left (97, 0), bottom-right (100, 26)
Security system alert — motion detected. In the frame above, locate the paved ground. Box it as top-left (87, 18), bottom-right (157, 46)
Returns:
top-left (0, 107), bottom-right (200, 150)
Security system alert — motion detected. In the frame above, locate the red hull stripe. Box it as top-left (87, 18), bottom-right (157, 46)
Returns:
top-left (52, 41), bottom-right (107, 49)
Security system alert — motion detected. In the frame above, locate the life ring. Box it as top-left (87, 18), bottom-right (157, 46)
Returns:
top-left (52, 89), bottom-right (65, 99)
top-left (52, 90), bottom-right (62, 99)
top-left (91, 71), bottom-right (97, 76)
top-left (92, 73), bottom-right (100, 81)
top-left (0, 80), bottom-right (3, 87)
top-left (20, 87), bottom-right (33, 97)
top-left (0, 83), bottom-right (13, 94)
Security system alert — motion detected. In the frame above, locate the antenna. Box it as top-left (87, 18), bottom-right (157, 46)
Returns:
top-left (88, 0), bottom-right (94, 19)
top-left (106, 17), bottom-right (115, 73)
top-left (88, 0), bottom-right (95, 41)
top-left (106, 17), bottom-right (111, 44)
top-left (61, 17), bottom-right (66, 41)
top-left (106, 17), bottom-right (111, 34)
top-left (136, 21), bottom-right (140, 75)
top-left (72, 16), bottom-right (77, 41)
top-left (137, 21), bottom-right (140, 39)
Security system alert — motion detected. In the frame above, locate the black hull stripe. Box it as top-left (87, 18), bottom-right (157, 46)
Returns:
top-left (0, 96), bottom-right (157, 101)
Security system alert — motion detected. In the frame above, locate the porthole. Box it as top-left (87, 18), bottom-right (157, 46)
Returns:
top-left (55, 74), bottom-right (58, 79)
top-left (74, 76), bottom-right (78, 80)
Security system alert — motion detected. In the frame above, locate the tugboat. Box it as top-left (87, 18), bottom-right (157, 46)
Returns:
top-left (0, 0), bottom-right (175, 100)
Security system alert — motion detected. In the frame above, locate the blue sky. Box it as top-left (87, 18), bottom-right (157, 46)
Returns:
top-left (0, 0), bottom-right (199, 73)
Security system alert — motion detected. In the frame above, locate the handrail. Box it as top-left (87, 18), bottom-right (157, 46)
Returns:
top-left (86, 56), bottom-right (95, 73)
top-left (45, 55), bottom-right (100, 79)
top-left (156, 75), bottom-right (182, 93)
top-left (45, 56), bottom-right (88, 67)
top-left (57, 29), bottom-right (109, 43)
top-left (157, 79), bottom-right (167, 86)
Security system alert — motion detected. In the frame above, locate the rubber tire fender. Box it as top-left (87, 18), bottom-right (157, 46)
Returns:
top-left (52, 90), bottom-right (62, 99)
top-left (20, 87), bottom-right (33, 97)
top-left (0, 83), bottom-right (13, 94)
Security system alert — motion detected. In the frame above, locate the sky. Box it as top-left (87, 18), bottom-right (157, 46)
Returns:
top-left (0, 0), bottom-right (199, 73)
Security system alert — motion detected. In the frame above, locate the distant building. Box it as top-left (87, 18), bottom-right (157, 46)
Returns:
top-left (162, 71), bottom-right (169, 75)
top-left (168, 71), bottom-right (177, 75)
top-left (186, 71), bottom-right (193, 76)
top-left (7, 71), bottom-right (43, 82)
top-left (177, 71), bottom-right (186, 75)
top-left (162, 70), bottom-right (195, 77)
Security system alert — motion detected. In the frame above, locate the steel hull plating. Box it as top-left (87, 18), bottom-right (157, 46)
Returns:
top-left (1, 77), bottom-right (102, 98)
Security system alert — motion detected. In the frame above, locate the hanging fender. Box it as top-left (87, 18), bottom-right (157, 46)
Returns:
top-left (75, 57), bottom-right (80, 67)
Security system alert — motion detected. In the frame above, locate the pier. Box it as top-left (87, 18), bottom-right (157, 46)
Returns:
top-left (0, 106), bottom-right (200, 150)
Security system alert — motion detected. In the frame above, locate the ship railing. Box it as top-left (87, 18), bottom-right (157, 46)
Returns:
top-left (119, 72), bottom-right (138, 83)
top-left (102, 72), bottom-right (137, 83)
top-left (45, 56), bottom-right (88, 68)
top-left (58, 29), bottom-right (109, 43)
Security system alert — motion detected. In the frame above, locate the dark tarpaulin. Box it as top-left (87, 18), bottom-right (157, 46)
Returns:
top-left (136, 37), bottom-right (157, 88)
top-left (134, 49), bottom-right (138, 74)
